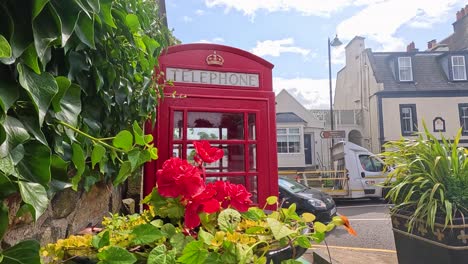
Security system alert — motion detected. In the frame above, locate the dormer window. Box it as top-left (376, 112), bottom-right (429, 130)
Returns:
top-left (398, 57), bottom-right (413, 81)
top-left (452, 56), bottom-right (467, 81)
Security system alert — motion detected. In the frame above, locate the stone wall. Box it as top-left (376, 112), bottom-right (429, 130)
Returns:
top-left (2, 182), bottom-right (123, 248)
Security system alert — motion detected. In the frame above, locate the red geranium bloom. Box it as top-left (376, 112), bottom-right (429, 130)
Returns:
top-left (156, 157), bottom-right (205, 199)
top-left (193, 141), bottom-right (224, 163)
top-left (206, 181), bottom-right (252, 212)
top-left (184, 188), bottom-right (221, 228)
top-left (225, 182), bottom-right (252, 212)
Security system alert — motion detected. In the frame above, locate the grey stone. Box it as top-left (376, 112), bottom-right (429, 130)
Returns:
top-left (51, 188), bottom-right (80, 218)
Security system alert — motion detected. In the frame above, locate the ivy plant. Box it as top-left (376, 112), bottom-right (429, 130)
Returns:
top-left (0, 0), bottom-right (175, 254)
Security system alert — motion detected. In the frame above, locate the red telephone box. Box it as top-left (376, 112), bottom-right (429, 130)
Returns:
top-left (144, 43), bottom-right (278, 206)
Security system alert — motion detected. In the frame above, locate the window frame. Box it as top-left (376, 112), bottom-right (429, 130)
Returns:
top-left (458, 103), bottom-right (468, 136)
top-left (451, 55), bottom-right (467, 81)
top-left (399, 104), bottom-right (418, 136)
top-left (276, 127), bottom-right (301, 154)
top-left (398, 57), bottom-right (413, 82)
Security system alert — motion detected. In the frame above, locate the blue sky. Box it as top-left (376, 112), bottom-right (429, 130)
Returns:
top-left (166, 0), bottom-right (466, 109)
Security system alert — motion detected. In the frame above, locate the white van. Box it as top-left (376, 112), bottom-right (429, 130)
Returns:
top-left (293, 141), bottom-right (389, 199)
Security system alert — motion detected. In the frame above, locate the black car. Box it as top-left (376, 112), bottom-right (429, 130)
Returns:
top-left (278, 176), bottom-right (337, 223)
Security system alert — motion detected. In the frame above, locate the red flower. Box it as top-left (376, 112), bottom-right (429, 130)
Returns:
top-left (156, 157), bottom-right (205, 199)
top-left (206, 181), bottom-right (252, 212)
top-left (193, 141), bottom-right (224, 163)
top-left (225, 182), bottom-right (252, 212)
top-left (184, 189), bottom-right (221, 228)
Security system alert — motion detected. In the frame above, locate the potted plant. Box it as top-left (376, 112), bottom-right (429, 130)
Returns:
top-left (381, 125), bottom-right (468, 264)
top-left (41, 141), bottom-right (355, 264)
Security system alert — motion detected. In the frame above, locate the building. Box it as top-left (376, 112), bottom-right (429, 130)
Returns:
top-left (275, 89), bottom-right (329, 170)
top-left (334, 6), bottom-right (468, 153)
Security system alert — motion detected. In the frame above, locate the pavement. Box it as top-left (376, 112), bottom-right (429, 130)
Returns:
top-left (298, 245), bottom-right (398, 264)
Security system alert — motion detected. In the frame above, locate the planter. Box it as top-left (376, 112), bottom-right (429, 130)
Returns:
top-left (265, 243), bottom-right (308, 264)
top-left (391, 211), bottom-right (468, 264)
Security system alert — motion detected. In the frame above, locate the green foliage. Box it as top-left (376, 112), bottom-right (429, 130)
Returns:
top-left (41, 194), bottom-right (349, 264)
top-left (0, 0), bottom-right (174, 246)
top-left (381, 123), bottom-right (468, 231)
top-left (1, 240), bottom-right (41, 264)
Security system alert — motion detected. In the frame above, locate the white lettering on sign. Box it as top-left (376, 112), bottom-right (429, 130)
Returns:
top-left (166, 67), bottom-right (259, 88)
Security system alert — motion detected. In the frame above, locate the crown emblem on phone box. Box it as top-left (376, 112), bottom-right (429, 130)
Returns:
top-left (206, 51), bottom-right (224, 66)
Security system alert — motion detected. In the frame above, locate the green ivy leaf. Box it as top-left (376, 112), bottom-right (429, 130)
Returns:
top-left (0, 116), bottom-right (30, 158)
top-left (0, 202), bottom-right (9, 240)
top-left (266, 218), bottom-right (295, 240)
top-left (8, 3), bottom-right (34, 59)
top-left (53, 0), bottom-right (81, 46)
top-left (0, 71), bottom-right (19, 113)
top-left (56, 83), bottom-right (82, 127)
top-left (178, 240), bottom-right (208, 264)
top-left (17, 63), bottom-right (58, 126)
top-left (20, 44), bottom-right (40, 75)
top-left (1, 240), bottom-right (41, 264)
top-left (127, 149), bottom-right (151, 171)
top-left (32, 3), bottom-right (61, 65)
top-left (71, 143), bottom-right (85, 190)
top-left (130, 224), bottom-right (163, 245)
top-left (52, 76), bottom-right (71, 112)
top-left (97, 246), bottom-right (137, 264)
top-left (0, 172), bottom-right (17, 199)
top-left (16, 141), bottom-right (51, 186)
top-left (100, 0), bottom-right (116, 28)
top-left (91, 144), bottom-right (106, 168)
top-left (113, 130), bottom-right (133, 151)
top-left (0, 35), bottom-right (12, 58)
top-left (50, 154), bottom-right (69, 182)
top-left (18, 114), bottom-right (47, 146)
top-left (18, 181), bottom-right (48, 220)
top-left (75, 12), bottom-right (95, 49)
top-left (125, 14), bottom-right (140, 33)
top-left (147, 245), bottom-right (176, 264)
top-left (113, 161), bottom-right (131, 186)
top-left (32, 0), bottom-right (50, 19)
top-left (132, 121), bottom-right (144, 146)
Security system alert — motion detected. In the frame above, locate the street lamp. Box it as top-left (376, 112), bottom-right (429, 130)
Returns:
top-left (328, 35), bottom-right (342, 131)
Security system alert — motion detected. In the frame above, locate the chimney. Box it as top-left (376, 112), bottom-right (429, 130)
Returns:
top-left (406, 42), bottom-right (416, 52)
top-left (427, 39), bottom-right (437, 50)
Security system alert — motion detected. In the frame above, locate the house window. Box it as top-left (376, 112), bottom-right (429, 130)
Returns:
top-left (452, 56), bottom-right (467, 81)
top-left (398, 57), bottom-right (413, 81)
top-left (458, 104), bottom-right (468, 135)
top-left (399, 104), bottom-right (417, 135)
top-left (277, 128), bottom-right (300, 153)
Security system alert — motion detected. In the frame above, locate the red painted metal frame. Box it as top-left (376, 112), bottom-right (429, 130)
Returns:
top-left (144, 43), bottom-right (278, 207)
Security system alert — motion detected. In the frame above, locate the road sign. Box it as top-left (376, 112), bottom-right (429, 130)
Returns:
top-left (320, 130), bottom-right (346, 139)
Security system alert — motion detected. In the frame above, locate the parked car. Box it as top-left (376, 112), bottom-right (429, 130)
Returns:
top-left (278, 176), bottom-right (337, 222)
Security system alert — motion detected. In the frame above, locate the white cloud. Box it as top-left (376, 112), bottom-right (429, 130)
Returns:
top-left (337, 0), bottom-right (464, 51)
top-left (204, 0), bottom-right (354, 17)
top-left (197, 37), bottom-right (225, 44)
top-left (195, 9), bottom-right (205, 16)
top-left (251, 38), bottom-right (311, 57)
top-left (273, 77), bottom-right (335, 109)
top-left (182, 16), bottom-right (193, 22)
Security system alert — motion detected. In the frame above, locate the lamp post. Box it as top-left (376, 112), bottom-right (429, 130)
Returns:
top-left (328, 35), bottom-right (342, 132)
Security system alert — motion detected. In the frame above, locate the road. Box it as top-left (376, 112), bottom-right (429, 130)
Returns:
top-left (329, 199), bottom-right (395, 250)
top-left (302, 199), bottom-right (398, 264)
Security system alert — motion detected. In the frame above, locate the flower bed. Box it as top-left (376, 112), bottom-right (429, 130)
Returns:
top-left (41, 141), bottom-right (355, 264)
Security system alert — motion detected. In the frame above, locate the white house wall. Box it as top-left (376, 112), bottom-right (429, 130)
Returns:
top-left (381, 97), bottom-right (468, 142)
